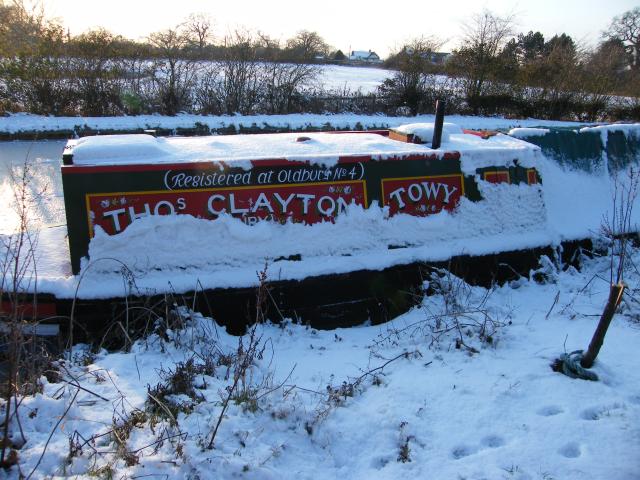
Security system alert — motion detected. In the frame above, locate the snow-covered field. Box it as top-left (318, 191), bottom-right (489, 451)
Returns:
top-left (12, 249), bottom-right (640, 479)
top-left (317, 64), bottom-right (395, 93)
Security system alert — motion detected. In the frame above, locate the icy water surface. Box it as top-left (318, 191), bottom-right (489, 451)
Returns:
top-left (0, 140), bottom-right (66, 234)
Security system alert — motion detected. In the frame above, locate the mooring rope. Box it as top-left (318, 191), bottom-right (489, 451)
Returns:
top-left (558, 350), bottom-right (599, 381)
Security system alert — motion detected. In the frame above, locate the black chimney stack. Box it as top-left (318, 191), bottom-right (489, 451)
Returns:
top-left (431, 99), bottom-right (445, 149)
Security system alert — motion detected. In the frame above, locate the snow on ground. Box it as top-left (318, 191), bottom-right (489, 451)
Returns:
top-left (317, 64), bottom-right (395, 93)
top-left (9, 248), bottom-right (640, 479)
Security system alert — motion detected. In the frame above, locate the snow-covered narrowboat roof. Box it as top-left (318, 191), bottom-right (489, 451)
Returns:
top-left (65, 124), bottom-right (539, 170)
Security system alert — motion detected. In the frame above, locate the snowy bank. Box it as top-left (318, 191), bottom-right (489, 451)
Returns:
top-left (11, 249), bottom-right (640, 479)
top-left (0, 112), bottom-right (588, 138)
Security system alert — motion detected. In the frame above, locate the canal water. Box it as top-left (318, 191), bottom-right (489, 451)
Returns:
top-left (0, 140), bottom-right (66, 234)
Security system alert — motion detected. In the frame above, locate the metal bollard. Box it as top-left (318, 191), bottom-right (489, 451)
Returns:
top-left (431, 99), bottom-right (445, 149)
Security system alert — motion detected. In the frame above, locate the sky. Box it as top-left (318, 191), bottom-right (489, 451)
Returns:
top-left (44, 0), bottom-right (640, 57)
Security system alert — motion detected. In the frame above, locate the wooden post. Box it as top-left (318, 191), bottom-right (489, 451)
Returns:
top-left (580, 283), bottom-right (625, 369)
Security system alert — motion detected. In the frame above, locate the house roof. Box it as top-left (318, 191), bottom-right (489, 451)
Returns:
top-left (349, 50), bottom-right (381, 60)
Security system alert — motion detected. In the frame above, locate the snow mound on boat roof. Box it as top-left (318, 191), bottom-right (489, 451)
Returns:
top-left (451, 132), bottom-right (540, 174)
top-left (70, 132), bottom-right (445, 167)
top-left (183, 132), bottom-right (415, 164)
top-left (508, 127), bottom-right (550, 138)
top-left (393, 122), bottom-right (464, 144)
top-left (68, 128), bottom-right (540, 168)
top-left (579, 123), bottom-right (640, 135)
top-left (579, 123), bottom-right (640, 147)
top-left (72, 134), bottom-right (176, 164)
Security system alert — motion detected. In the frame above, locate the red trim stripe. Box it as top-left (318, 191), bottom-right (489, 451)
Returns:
top-left (1, 301), bottom-right (57, 319)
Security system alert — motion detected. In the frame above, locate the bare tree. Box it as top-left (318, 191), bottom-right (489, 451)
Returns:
top-left (260, 61), bottom-right (318, 114)
top-left (449, 10), bottom-right (514, 110)
top-left (605, 7), bottom-right (640, 69)
top-left (378, 36), bottom-right (444, 115)
top-left (184, 12), bottom-right (213, 52)
top-left (255, 31), bottom-right (281, 61)
top-left (0, 1), bottom-right (75, 114)
top-left (0, 0), bottom-right (48, 57)
top-left (285, 30), bottom-right (330, 62)
top-left (217, 30), bottom-right (262, 114)
top-left (193, 62), bottom-right (222, 114)
top-left (148, 26), bottom-right (200, 115)
top-left (578, 39), bottom-right (629, 120)
top-left (68, 28), bottom-right (126, 116)
top-left (118, 40), bottom-right (155, 115)
top-left (522, 35), bottom-right (583, 119)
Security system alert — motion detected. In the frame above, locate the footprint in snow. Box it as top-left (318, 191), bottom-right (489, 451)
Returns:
top-left (558, 442), bottom-right (582, 459)
top-left (536, 405), bottom-right (564, 417)
top-left (481, 435), bottom-right (505, 448)
top-left (451, 445), bottom-right (478, 459)
top-left (370, 455), bottom-right (391, 469)
top-left (628, 395), bottom-right (640, 406)
top-left (452, 435), bottom-right (507, 459)
top-left (580, 403), bottom-right (624, 421)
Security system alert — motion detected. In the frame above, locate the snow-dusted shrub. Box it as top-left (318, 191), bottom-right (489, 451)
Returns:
top-left (0, 158), bottom-right (56, 469)
top-left (529, 255), bottom-right (560, 284)
top-left (376, 268), bottom-right (509, 353)
top-left (423, 268), bottom-right (507, 351)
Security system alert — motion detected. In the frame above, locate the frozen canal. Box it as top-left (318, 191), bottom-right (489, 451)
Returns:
top-left (0, 140), bottom-right (66, 234)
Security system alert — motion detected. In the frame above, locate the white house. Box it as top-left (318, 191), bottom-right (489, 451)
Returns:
top-left (348, 50), bottom-right (383, 64)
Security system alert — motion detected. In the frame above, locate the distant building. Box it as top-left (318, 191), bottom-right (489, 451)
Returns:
top-left (403, 47), bottom-right (451, 64)
top-left (348, 50), bottom-right (383, 64)
top-left (427, 52), bottom-right (451, 64)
